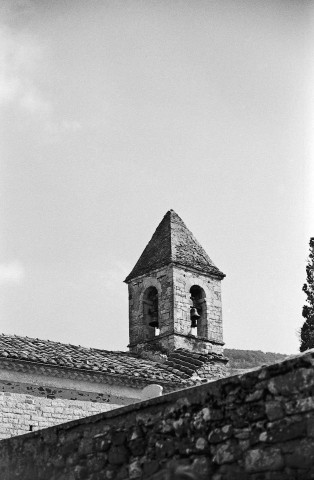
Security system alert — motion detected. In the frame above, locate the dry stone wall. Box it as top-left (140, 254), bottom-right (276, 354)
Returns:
top-left (1, 350), bottom-right (314, 479)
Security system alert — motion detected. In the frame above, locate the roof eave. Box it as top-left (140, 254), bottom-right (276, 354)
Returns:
top-left (0, 357), bottom-right (189, 391)
top-left (125, 261), bottom-right (226, 283)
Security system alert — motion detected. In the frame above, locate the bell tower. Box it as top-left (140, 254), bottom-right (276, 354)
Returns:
top-left (124, 210), bottom-right (226, 355)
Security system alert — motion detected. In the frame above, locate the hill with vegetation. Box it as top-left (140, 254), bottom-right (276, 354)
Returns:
top-left (224, 348), bottom-right (290, 375)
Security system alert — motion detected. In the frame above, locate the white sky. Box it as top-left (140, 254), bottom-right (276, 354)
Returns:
top-left (0, 0), bottom-right (313, 354)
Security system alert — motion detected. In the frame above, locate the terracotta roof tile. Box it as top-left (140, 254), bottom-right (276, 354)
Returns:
top-left (0, 334), bottom-right (225, 386)
top-left (0, 334), bottom-right (194, 386)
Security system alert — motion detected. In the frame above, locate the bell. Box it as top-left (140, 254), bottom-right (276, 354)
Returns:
top-left (190, 307), bottom-right (200, 328)
top-left (190, 307), bottom-right (200, 319)
top-left (149, 319), bottom-right (159, 328)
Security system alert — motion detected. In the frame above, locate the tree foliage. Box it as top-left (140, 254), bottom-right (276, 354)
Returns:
top-left (300, 237), bottom-right (314, 352)
top-left (224, 349), bottom-right (287, 369)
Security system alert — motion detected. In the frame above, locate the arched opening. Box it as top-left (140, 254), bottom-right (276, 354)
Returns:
top-left (143, 286), bottom-right (159, 338)
top-left (190, 285), bottom-right (206, 337)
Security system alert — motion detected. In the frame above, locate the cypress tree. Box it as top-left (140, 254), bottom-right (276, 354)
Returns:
top-left (300, 237), bottom-right (314, 351)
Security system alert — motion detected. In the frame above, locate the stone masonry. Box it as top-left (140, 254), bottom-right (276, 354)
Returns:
top-left (126, 210), bottom-right (226, 359)
top-left (128, 265), bottom-right (173, 349)
top-left (0, 390), bottom-right (118, 439)
top-left (128, 265), bottom-right (224, 356)
top-left (172, 266), bottom-right (223, 354)
top-left (1, 349), bottom-right (314, 479)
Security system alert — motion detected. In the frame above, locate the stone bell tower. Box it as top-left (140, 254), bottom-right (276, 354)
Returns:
top-left (124, 210), bottom-right (226, 356)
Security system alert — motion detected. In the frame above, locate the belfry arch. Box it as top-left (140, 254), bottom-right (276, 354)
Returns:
top-left (143, 286), bottom-right (159, 339)
top-left (190, 285), bottom-right (207, 338)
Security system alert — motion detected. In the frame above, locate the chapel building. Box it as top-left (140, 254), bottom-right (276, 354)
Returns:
top-left (0, 210), bottom-right (227, 439)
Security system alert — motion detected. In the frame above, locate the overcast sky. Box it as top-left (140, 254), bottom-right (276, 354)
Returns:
top-left (0, 0), bottom-right (313, 354)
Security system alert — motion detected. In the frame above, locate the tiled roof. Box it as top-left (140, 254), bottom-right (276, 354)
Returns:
top-left (0, 334), bottom-right (226, 388)
top-left (125, 210), bottom-right (225, 282)
top-left (0, 334), bottom-right (201, 387)
top-left (165, 349), bottom-right (227, 377)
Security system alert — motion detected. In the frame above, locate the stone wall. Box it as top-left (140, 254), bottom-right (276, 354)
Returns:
top-left (128, 266), bottom-right (173, 349)
top-left (0, 371), bottom-right (138, 439)
top-left (172, 266), bottom-right (223, 353)
top-left (0, 390), bottom-right (119, 440)
top-left (1, 350), bottom-right (314, 479)
top-left (128, 265), bottom-right (224, 356)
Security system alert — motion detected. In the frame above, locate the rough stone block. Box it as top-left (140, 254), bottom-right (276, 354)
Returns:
top-left (268, 368), bottom-right (314, 396)
top-left (283, 438), bottom-right (314, 468)
top-left (213, 441), bottom-right (241, 464)
top-left (265, 401), bottom-right (284, 421)
top-left (266, 416), bottom-right (306, 443)
top-left (286, 396), bottom-right (314, 415)
top-left (245, 448), bottom-right (284, 473)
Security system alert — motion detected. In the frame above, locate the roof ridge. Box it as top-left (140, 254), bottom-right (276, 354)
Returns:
top-left (169, 210), bottom-right (176, 262)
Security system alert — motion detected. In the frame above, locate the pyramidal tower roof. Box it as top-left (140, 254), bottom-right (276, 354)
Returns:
top-left (125, 210), bottom-right (225, 282)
